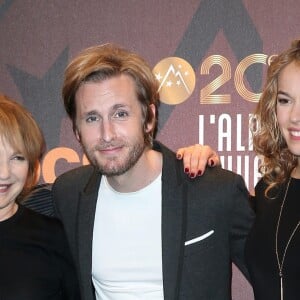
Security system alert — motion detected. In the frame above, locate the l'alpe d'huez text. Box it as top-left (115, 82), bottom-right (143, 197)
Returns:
top-left (199, 113), bottom-right (261, 192)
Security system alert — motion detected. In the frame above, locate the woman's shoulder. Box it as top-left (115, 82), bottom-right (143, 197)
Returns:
top-left (254, 177), bottom-right (266, 194)
top-left (21, 205), bottom-right (63, 232)
top-left (255, 177), bottom-right (287, 197)
top-left (21, 206), bottom-right (69, 251)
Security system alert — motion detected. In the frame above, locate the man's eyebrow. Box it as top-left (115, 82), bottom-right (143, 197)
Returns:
top-left (80, 110), bottom-right (100, 118)
top-left (84, 110), bottom-right (99, 115)
top-left (112, 104), bottom-right (129, 109)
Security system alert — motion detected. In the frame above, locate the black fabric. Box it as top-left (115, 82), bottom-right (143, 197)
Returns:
top-left (22, 183), bottom-right (54, 217)
top-left (245, 178), bottom-right (300, 300)
top-left (53, 141), bottom-right (254, 300)
top-left (0, 205), bottom-right (80, 300)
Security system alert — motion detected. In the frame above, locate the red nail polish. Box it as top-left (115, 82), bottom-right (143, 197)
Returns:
top-left (210, 160), bottom-right (214, 167)
top-left (197, 170), bottom-right (202, 176)
top-left (189, 173), bottom-right (195, 178)
top-left (184, 168), bottom-right (189, 173)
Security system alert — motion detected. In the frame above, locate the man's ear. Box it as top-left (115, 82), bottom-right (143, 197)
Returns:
top-left (145, 104), bottom-right (156, 133)
top-left (75, 128), bottom-right (81, 143)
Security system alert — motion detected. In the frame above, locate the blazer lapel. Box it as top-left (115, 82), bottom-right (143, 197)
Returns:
top-left (159, 143), bottom-right (187, 300)
top-left (75, 142), bottom-right (187, 299)
top-left (77, 169), bottom-right (101, 299)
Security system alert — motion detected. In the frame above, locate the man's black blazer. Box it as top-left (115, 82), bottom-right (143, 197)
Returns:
top-left (52, 141), bottom-right (254, 300)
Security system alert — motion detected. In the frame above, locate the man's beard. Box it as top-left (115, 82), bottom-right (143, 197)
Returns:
top-left (83, 140), bottom-right (146, 176)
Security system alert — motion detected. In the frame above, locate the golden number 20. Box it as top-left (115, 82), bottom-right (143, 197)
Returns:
top-left (200, 54), bottom-right (268, 104)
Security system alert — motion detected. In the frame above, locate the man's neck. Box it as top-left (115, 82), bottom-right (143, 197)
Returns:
top-left (106, 149), bottom-right (162, 193)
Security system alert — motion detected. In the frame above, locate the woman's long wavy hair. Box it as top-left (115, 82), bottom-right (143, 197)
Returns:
top-left (252, 40), bottom-right (300, 197)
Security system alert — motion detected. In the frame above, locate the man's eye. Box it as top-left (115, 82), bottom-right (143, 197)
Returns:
top-left (115, 111), bottom-right (129, 118)
top-left (86, 115), bottom-right (99, 123)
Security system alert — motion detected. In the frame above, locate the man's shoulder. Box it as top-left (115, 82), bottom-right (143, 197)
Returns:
top-left (189, 167), bottom-right (246, 194)
top-left (53, 164), bottom-right (96, 189)
top-left (206, 166), bottom-right (243, 180)
top-left (52, 165), bottom-right (98, 214)
top-left (155, 141), bottom-right (245, 185)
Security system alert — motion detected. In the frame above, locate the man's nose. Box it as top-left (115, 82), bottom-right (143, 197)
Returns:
top-left (100, 119), bottom-right (116, 142)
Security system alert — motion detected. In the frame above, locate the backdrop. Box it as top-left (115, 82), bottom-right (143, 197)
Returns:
top-left (1, 0), bottom-right (299, 299)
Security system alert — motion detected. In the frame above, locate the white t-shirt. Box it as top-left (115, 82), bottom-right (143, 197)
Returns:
top-left (92, 174), bottom-right (163, 300)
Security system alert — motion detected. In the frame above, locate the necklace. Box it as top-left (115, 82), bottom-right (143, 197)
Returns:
top-left (275, 177), bottom-right (300, 300)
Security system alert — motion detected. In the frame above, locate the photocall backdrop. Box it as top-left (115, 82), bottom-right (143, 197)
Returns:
top-left (1, 0), bottom-right (299, 299)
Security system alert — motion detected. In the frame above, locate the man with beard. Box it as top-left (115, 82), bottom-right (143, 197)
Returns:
top-left (52, 43), bottom-right (254, 300)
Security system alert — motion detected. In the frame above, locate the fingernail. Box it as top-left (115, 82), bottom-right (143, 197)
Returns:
top-left (189, 173), bottom-right (195, 178)
top-left (177, 154), bottom-right (182, 159)
top-left (197, 170), bottom-right (202, 176)
top-left (210, 160), bottom-right (214, 167)
top-left (184, 168), bottom-right (189, 174)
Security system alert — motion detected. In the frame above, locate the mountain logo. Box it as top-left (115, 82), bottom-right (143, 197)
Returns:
top-left (153, 57), bottom-right (195, 105)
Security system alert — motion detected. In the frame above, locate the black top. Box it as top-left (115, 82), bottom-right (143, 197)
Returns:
top-left (0, 205), bottom-right (80, 300)
top-left (245, 177), bottom-right (300, 300)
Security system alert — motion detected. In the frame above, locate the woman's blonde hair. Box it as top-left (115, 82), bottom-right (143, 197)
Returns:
top-left (252, 40), bottom-right (300, 196)
top-left (0, 94), bottom-right (45, 201)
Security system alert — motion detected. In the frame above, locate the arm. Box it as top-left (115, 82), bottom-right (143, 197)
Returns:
top-left (177, 144), bottom-right (220, 178)
top-left (229, 175), bottom-right (255, 280)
